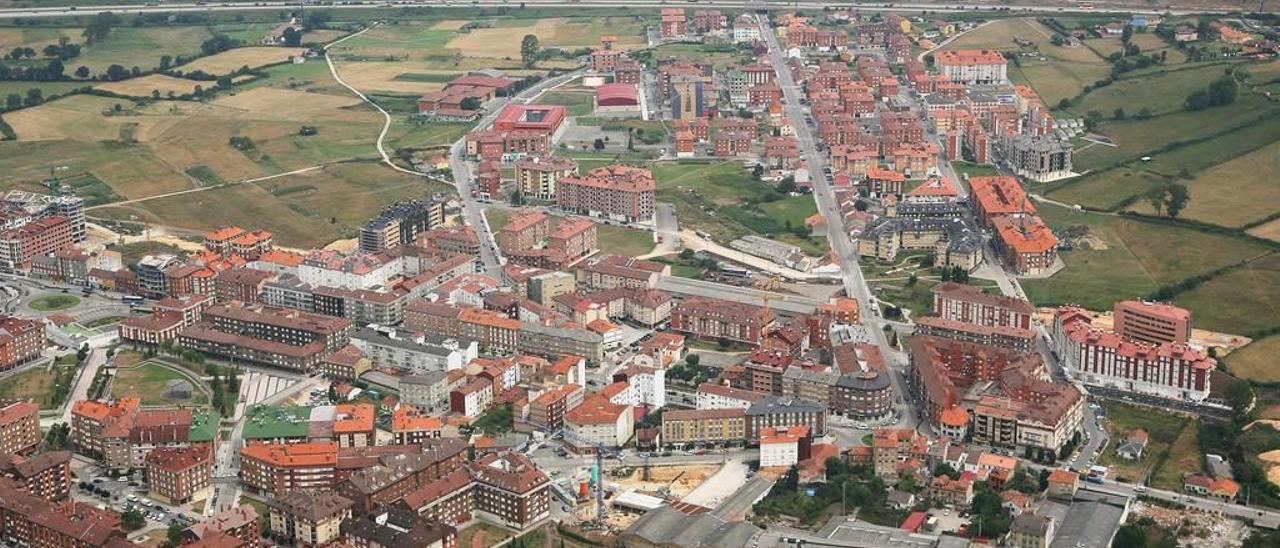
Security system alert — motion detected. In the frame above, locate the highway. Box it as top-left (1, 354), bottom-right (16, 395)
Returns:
top-left (0, 0), bottom-right (1225, 19)
top-left (756, 14), bottom-right (917, 431)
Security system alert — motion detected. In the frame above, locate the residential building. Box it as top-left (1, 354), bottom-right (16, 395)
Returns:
top-left (565, 394), bottom-right (633, 449)
top-left (671, 297), bottom-right (773, 347)
top-left (745, 396), bottom-right (827, 441)
top-left (514, 156), bottom-right (578, 201)
top-left (359, 198), bottom-right (444, 254)
top-left (1004, 135), bottom-right (1073, 182)
top-left (1114, 300), bottom-right (1191, 345)
top-left (0, 450), bottom-right (72, 501)
top-left (575, 254), bottom-right (668, 290)
top-left (0, 479), bottom-right (125, 547)
top-left (343, 506), bottom-right (457, 548)
top-left (1008, 513), bottom-right (1053, 548)
top-left (660, 408), bottom-right (747, 447)
top-left (992, 215), bottom-right (1058, 276)
top-left (145, 445), bottom-right (212, 505)
top-left (400, 371), bottom-right (453, 413)
top-left (0, 400), bottom-right (40, 455)
top-left (350, 327), bottom-right (478, 374)
top-left (267, 490), bottom-right (353, 547)
top-left (931, 281), bottom-right (1034, 329)
top-left (556, 164), bottom-right (656, 223)
top-left (935, 49), bottom-right (1007, 85)
top-left (469, 451), bottom-right (551, 531)
top-left (183, 504), bottom-right (260, 546)
top-left (1052, 307), bottom-right (1213, 401)
top-left (759, 425), bottom-right (810, 468)
top-left (239, 443), bottom-right (339, 497)
top-left (0, 215), bottom-right (74, 272)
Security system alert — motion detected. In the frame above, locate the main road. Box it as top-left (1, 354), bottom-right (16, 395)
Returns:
top-left (756, 14), bottom-right (917, 432)
top-left (0, 0), bottom-right (1225, 19)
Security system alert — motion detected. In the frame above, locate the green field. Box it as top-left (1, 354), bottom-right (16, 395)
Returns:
top-left (0, 360), bottom-right (77, 408)
top-left (757, 196), bottom-right (819, 230)
top-left (97, 161), bottom-right (445, 248)
top-left (1070, 64), bottom-right (1241, 118)
top-left (1052, 112), bottom-right (1280, 215)
top-left (597, 224), bottom-right (655, 257)
top-left (1096, 401), bottom-right (1199, 490)
top-left (1172, 252), bottom-right (1280, 335)
top-left (537, 91), bottom-right (594, 117)
top-left (1023, 204), bottom-right (1272, 310)
top-left (1227, 335), bottom-right (1280, 383)
top-left (29, 295), bottom-right (80, 311)
top-left (110, 361), bottom-right (209, 406)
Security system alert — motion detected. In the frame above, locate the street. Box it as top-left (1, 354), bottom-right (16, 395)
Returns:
top-left (756, 14), bottom-right (916, 432)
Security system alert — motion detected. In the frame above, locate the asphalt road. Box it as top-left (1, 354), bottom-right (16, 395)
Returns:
top-left (756, 14), bottom-right (916, 429)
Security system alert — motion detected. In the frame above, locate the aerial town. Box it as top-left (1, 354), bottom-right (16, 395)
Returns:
top-left (0, 1), bottom-right (1277, 548)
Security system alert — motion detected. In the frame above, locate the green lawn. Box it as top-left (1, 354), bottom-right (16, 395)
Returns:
top-left (110, 361), bottom-right (209, 407)
top-left (0, 360), bottom-right (78, 408)
top-left (537, 91), bottom-right (594, 117)
top-left (757, 195), bottom-right (818, 230)
top-left (471, 403), bottom-right (513, 434)
top-left (1023, 204), bottom-right (1272, 310)
top-left (597, 224), bottom-right (654, 256)
top-left (29, 295), bottom-right (80, 311)
top-left (951, 160), bottom-right (1000, 179)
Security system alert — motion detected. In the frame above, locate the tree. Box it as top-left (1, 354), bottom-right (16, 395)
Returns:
top-left (1113, 108), bottom-right (1126, 120)
top-left (166, 523), bottom-right (184, 547)
top-left (1164, 183), bottom-right (1189, 218)
top-left (282, 27), bottom-right (303, 47)
top-left (159, 55), bottom-right (172, 71)
top-left (777, 178), bottom-right (797, 194)
top-left (1056, 98), bottom-right (1071, 110)
top-left (1084, 110), bottom-right (1103, 130)
top-left (460, 96), bottom-right (482, 110)
top-left (1226, 380), bottom-right (1255, 421)
top-left (933, 463), bottom-right (959, 480)
top-left (5, 94), bottom-right (20, 111)
top-left (1121, 24), bottom-right (1133, 45)
top-left (23, 88), bottom-right (43, 107)
top-left (907, 273), bottom-right (918, 286)
top-left (853, 199), bottom-right (868, 211)
top-left (1113, 525), bottom-right (1148, 548)
top-left (74, 65), bottom-right (90, 79)
top-left (122, 508), bottom-right (145, 530)
top-left (592, 138), bottom-right (606, 152)
top-left (520, 34), bottom-right (540, 68)
top-left (685, 354), bottom-right (700, 367)
top-left (82, 12), bottom-right (119, 45)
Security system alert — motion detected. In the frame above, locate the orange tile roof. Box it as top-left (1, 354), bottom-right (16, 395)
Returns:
top-left (205, 226), bottom-right (246, 242)
top-left (566, 394), bottom-right (626, 425)
top-left (935, 49), bottom-right (1006, 66)
top-left (970, 176), bottom-right (1033, 217)
top-left (72, 397), bottom-right (139, 422)
top-left (256, 250), bottom-right (304, 267)
top-left (993, 215), bottom-right (1058, 254)
top-left (240, 442), bottom-right (338, 467)
top-left (332, 403), bottom-right (376, 434)
top-left (459, 308), bottom-right (521, 330)
top-left (391, 406), bottom-right (443, 432)
top-left (939, 406), bottom-right (968, 427)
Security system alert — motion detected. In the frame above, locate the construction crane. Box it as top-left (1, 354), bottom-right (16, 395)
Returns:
top-left (539, 425), bottom-right (618, 528)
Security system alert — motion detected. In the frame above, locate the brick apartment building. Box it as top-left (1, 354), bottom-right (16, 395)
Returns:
top-left (145, 445), bottom-right (212, 505)
top-left (239, 442), bottom-right (339, 497)
top-left (931, 282), bottom-right (1034, 329)
top-left (183, 504), bottom-right (261, 546)
top-left (1052, 307), bottom-right (1213, 401)
top-left (177, 304), bottom-right (353, 371)
top-left (671, 297), bottom-right (774, 347)
top-left (0, 215), bottom-right (74, 272)
top-left (0, 315), bottom-right (45, 371)
top-left (0, 400), bottom-right (41, 455)
top-left (498, 210), bottom-right (551, 252)
top-left (556, 164), bottom-right (656, 223)
top-left (1114, 300), bottom-right (1191, 345)
top-left (0, 450), bottom-right (72, 502)
top-left (0, 479), bottom-right (125, 546)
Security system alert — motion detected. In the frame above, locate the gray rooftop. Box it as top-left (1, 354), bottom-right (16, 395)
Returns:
top-left (746, 396), bottom-right (826, 416)
top-left (1048, 490), bottom-right (1129, 548)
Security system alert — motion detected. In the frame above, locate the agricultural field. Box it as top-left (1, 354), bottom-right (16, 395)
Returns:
top-left (1070, 64), bottom-right (1237, 117)
top-left (1051, 109), bottom-right (1280, 218)
top-left (93, 73), bottom-right (203, 97)
top-left (1227, 335), bottom-right (1280, 383)
top-left (483, 208), bottom-right (654, 256)
top-left (95, 161), bottom-right (445, 248)
top-left (444, 16), bottom-right (648, 57)
top-left (1172, 252), bottom-right (1280, 336)
top-left (641, 42), bottom-right (753, 71)
top-left (1022, 203), bottom-right (1272, 311)
top-left (1250, 218), bottom-right (1280, 243)
top-left (75, 26), bottom-right (216, 73)
top-left (177, 46), bottom-right (306, 75)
